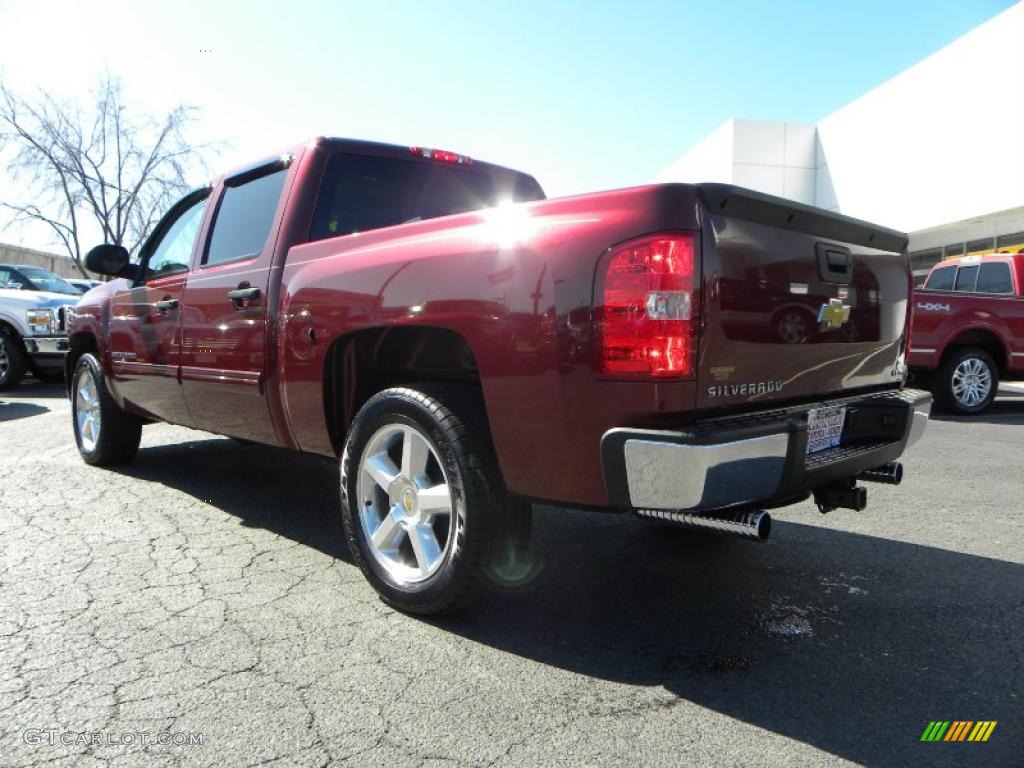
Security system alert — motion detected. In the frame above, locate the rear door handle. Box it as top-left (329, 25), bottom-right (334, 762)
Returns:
top-left (154, 298), bottom-right (179, 312)
top-left (228, 286), bottom-right (261, 308)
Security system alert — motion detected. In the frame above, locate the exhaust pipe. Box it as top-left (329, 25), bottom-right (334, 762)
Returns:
top-left (637, 508), bottom-right (771, 542)
top-left (859, 461), bottom-right (903, 486)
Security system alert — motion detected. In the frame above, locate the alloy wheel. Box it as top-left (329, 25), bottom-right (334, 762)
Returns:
top-left (356, 423), bottom-right (454, 584)
top-left (74, 367), bottom-right (102, 452)
top-left (951, 357), bottom-right (992, 409)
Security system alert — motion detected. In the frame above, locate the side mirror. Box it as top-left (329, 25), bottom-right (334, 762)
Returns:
top-left (84, 244), bottom-right (139, 280)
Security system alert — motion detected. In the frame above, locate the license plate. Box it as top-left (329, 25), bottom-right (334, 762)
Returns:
top-left (806, 406), bottom-right (846, 454)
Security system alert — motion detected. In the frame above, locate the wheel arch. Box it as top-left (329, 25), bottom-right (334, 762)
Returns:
top-left (322, 324), bottom-right (484, 456)
top-left (940, 328), bottom-right (1008, 375)
top-left (65, 332), bottom-right (100, 395)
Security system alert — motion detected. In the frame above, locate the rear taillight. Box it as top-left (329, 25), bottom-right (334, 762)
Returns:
top-left (593, 233), bottom-right (699, 378)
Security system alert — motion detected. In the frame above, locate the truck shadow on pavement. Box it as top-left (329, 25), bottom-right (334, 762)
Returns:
top-left (121, 437), bottom-right (353, 564)
top-left (121, 437), bottom-right (1022, 768)
top-left (931, 398), bottom-right (1024, 425)
top-left (448, 510), bottom-right (1024, 767)
top-left (0, 400), bottom-right (49, 421)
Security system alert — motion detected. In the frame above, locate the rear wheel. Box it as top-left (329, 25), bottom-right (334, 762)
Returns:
top-left (934, 347), bottom-right (998, 415)
top-left (72, 353), bottom-right (143, 465)
top-left (775, 308), bottom-right (813, 345)
top-left (0, 331), bottom-right (27, 390)
top-left (340, 386), bottom-right (530, 614)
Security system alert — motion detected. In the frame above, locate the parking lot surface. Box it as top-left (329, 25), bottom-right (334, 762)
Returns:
top-left (1, 381), bottom-right (1022, 767)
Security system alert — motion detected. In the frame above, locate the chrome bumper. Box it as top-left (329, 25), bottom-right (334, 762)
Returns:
top-left (623, 433), bottom-right (788, 510)
top-left (24, 337), bottom-right (69, 356)
top-left (601, 389), bottom-right (932, 512)
top-left (905, 399), bottom-right (931, 450)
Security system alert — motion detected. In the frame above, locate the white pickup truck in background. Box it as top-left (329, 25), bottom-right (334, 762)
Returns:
top-left (0, 264), bottom-right (80, 389)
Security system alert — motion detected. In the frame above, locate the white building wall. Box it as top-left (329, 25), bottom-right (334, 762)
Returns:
top-left (655, 2), bottom-right (1024, 234)
top-left (815, 1), bottom-right (1024, 232)
top-left (656, 118), bottom-right (817, 206)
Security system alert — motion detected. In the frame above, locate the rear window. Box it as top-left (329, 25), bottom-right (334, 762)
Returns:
top-left (310, 153), bottom-right (545, 242)
top-left (925, 266), bottom-right (955, 291)
top-left (954, 265), bottom-right (978, 292)
top-left (976, 261), bottom-right (1013, 294)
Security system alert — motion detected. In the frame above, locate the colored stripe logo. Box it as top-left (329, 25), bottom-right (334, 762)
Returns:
top-left (920, 721), bottom-right (997, 742)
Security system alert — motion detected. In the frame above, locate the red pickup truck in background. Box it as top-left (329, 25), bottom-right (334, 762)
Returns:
top-left (909, 253), bottom-right (1024, 414)
top-left (67, 137), bottom-right (930, 614)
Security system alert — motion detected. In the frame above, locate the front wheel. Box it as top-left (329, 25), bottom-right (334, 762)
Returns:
top-left (72, 353), bottom-right (143, 465)
top-left (0, 331), bottom-right (27, 390)
top-left (340, 386), bottom-right (530, 615)
top-left (934, 347), bottom-right (999, 415)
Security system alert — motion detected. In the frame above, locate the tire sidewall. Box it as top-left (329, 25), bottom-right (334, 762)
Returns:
top-left (341, 391), bottom-right (475, 610)
top-left (943, 349), bottom-right (998, 414)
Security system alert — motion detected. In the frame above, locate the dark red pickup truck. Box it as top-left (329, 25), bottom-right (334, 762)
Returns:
top-left (68, 138), bottom-right (930, 613)
top-left (909, 253), bottom-right (1024, 414)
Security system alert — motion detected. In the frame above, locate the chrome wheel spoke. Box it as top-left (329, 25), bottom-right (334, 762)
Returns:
top-left (371, 504), bottom-right (406, 551)
top-left (417, 483), bottom-right (452, 518)
top-left (409, 523), bottom-right (443, 576)
top-left (401, 427), bottom-right (431, 480)
top-left (364, 453), bottom-right (399, 492)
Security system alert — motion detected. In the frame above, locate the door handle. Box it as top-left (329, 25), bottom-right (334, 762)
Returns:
top-left (228, 286), bottom-right (261, 309)
top-left (154, 298), bottom-right (179, 312)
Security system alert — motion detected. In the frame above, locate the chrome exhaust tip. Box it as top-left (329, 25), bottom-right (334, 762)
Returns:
top-left (637, 508), bottom-right (772, 542)
top-left (858, 461), bottom-right (903, 486)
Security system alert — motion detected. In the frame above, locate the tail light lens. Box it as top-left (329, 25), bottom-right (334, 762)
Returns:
top-left (593, 233), bottom-right (698, 378)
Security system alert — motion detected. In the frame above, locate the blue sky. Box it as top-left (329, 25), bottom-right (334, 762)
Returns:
top-left (0, 0), bottom-right (1016, 250)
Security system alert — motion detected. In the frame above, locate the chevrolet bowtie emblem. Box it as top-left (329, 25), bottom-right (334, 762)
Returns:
top-left (818, 298), bottom-right (851, 330)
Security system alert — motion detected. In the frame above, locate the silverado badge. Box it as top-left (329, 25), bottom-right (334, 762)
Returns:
top-left (818, 298), bottom-right (851, 330)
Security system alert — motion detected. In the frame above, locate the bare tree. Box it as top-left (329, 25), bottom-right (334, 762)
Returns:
top-left (0, 76), bottom-right (214, 276)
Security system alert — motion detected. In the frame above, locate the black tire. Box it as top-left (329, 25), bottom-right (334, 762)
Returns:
top-left (340, 386), bottom-right (531, 615)
top-left (933, 347), bottom-right (999, 415)
top-left (0, 330), bottom-right (27, 391)
top-left (71, 353), bottom-right (143, 465)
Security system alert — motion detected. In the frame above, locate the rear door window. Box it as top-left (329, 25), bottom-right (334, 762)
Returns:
top-left (205, 169), bottom-right (287, 266)
top-left (975, 262), bottom-right (1013, 294)
top-left (924, 266), bottom-right (955, 291)
top-left (954, 265), bottom-right (978, 292)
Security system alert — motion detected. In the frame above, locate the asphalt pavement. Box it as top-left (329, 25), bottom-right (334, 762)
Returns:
top-left (1, 381), bottom-right (1022, 767)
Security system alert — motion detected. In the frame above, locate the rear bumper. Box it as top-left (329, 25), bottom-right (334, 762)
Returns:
top-left (601, 388), bottom-right (932, 512)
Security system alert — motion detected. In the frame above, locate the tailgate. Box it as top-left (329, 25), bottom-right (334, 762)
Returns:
top-left (696, 184), bottom-right (909, 410)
